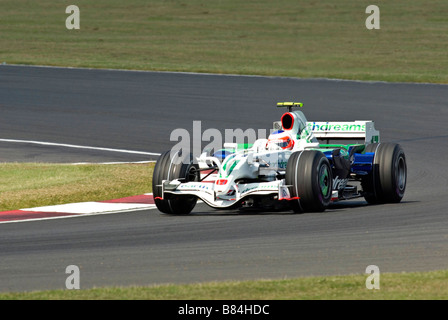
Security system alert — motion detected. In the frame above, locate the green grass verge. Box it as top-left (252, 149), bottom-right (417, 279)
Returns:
top-left (0, 163), bottom-right (154, 212)
top-left (1, 0), bottom-right (447, 83)
top-left (1, 270), bottom-right (447, 300)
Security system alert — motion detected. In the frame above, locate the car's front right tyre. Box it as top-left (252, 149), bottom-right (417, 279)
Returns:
top-left (286, 150), bottom-right (333, 213)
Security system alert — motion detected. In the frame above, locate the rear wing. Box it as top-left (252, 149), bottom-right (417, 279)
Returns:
top-left (273, 120), bottom-right (380, 144)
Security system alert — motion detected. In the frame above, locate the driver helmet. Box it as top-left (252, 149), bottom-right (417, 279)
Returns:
top-left (266, 130), bottom-right (294, 150)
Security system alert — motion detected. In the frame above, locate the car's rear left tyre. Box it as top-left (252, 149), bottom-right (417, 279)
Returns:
top-left (286, 150), bottom-right (333, 213)
top-left (361, 143), bottom-right (407, 204)
top-left (152, 150), bottom-right (199, 215)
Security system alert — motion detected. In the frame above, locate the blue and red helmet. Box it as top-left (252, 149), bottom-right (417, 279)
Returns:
top-left (266, 130), bottom-right (294, 150)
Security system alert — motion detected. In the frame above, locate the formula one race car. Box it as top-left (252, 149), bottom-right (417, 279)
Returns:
top-left (152, 102), bottom-right (407, 214)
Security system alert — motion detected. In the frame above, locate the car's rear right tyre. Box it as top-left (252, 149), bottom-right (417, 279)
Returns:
top-left (361, 143), bottom-right (407, 204)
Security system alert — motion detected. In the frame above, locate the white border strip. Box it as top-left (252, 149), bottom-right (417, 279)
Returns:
top-left (0, 139), bottom-right (161, 156)
top-left (0, 206), bottom-right (158, 224)
top-left (20, 201), bottom-right (155, 214)
top-left (0, 193), bottom-right (157, 224)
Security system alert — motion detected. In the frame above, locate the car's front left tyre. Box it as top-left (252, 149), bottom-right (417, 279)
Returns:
top-left (152, 150), bottom-right (199, 215)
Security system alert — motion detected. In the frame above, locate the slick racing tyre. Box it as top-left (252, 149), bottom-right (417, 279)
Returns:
top-left (152, 150), bottom-right (199, 215)
top-left (286, 150), bottom-right (333, 213)
top-left (361, 143), bottom-right (407, 204)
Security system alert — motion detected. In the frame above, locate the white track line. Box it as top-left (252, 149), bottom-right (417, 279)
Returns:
top-left (3, 63), bottom-right (447, 86)
top-left (0, 138), bottom-right (161, 156)
top-left (70, 160), bottom-right (157, 165)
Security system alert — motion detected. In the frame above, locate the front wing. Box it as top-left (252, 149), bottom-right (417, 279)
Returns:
top-left (161, 179), bottom-right (294, 209)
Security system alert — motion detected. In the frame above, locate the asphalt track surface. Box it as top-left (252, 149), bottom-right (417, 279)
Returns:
top-left (0, 65), bottom-right (447, 292)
